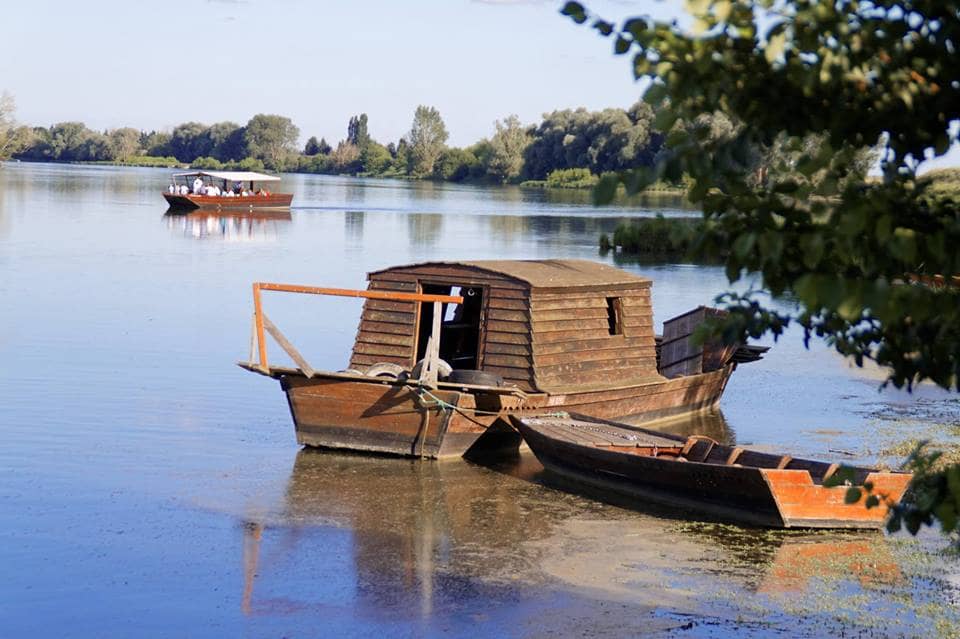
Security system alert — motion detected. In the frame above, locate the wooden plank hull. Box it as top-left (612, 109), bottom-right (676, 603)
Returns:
top-left (277, 365), bottom-right (734, 459)
top-left (512, 415), bottom-right (911, 529)
top-left (164, 192), bottom-right (293, 210)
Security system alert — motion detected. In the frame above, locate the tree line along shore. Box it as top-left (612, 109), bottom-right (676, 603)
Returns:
top-left (0, 99), bottom-right (689, 191)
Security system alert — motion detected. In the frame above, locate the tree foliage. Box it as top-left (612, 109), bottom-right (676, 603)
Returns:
top-left (523, 103), bottom-right (661, 179)
top-left (563, 0), bottom-right (960, 535)
top-left (407, 105), bottom-right (449, 177)
top-left (347, 113), bottom-right (371, 150)
top-left (487, 115), bottom-right (531, 182)
top-left (433, 147), bottom-right (480, 182)
top-left (244, 114), bottom-right (299, 170)
top-left (0, 91), bottom-right (30, 160)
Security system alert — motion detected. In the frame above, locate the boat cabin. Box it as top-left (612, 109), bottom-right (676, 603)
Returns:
top-left (347, 260), bottom-right (662, 392)
top-left (164, 170), bottom-right (293, 211)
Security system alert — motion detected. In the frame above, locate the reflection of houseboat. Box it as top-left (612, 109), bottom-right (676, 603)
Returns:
top-left (163, 210), bottom-right (292, 241)
top-left (163, 170), bottom-right (293, 210)
top-left (239, 260), bottom-right (766, 459)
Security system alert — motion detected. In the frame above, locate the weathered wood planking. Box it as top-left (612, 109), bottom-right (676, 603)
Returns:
top-left (247, 260), bottom-right (766, 459)
top-left (351, 263), bottom-right (537, 389)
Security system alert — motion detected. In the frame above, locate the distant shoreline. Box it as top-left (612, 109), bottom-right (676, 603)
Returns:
top-left (4, 158), bottom-right (690, 198)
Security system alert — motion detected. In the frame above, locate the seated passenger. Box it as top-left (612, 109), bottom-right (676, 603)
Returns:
top-left (192, 177), bottom-right (204, 195)
top-left (168, 184), bottom-right (175, 194)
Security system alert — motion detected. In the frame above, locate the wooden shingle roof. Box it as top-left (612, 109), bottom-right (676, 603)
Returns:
top-left (368, 260), bottom-right (650, 290)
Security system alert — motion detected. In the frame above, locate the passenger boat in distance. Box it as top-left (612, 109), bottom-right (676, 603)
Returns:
top-left (238, 260), bottom-right (767, 459)
top-left (511, 413), bottom-right (911, 529)
top-left (163, 170), bottom-right (293, 211)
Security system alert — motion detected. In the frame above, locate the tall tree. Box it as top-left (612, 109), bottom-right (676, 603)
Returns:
top-left (107, 127), bottom-right (141, 161)
top-left (347, 113), bottom-right (370, 150)
top-left (564, 0), bottom-right (960, 535)
top-left (0, 91), bottom-right (29, 160)
top-left (407, 105), bottom-right (449, 177)
top-left (486, 115), bottom-right (531, 182)
top-left (304, 136), bottom-right (321, 156)
top-left (244, 114), bottom-right (299, 170)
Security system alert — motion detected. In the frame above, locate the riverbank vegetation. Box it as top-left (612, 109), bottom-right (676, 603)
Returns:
top-left (599, 216), bottom-right (704, 256)
top-left (2, 93), bottom-right (691, 192)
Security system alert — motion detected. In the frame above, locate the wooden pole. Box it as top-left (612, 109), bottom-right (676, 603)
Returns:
top-left (249, 282), bottom-right (461, 375)
top-left (252, 283), bottom-right (268, 370)
top-left (255, 282), bottom-right (462, 305)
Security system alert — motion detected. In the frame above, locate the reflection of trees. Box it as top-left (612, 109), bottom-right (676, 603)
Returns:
top-left (406, 213), bottom-right (443, 247)
top-left (485, 215), bottom-right (529, 245)
top-left (344, 211), bottom-right (364, 243)
top-left (0, 164), bottom-right (9, 240)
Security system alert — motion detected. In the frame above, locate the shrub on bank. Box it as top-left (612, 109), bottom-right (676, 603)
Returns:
top-left (546, 168), bottom-right (599, 189)
top-left (600, 215), bottom-right (703, 255)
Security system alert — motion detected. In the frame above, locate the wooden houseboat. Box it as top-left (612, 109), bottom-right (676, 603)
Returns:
top-left (511, 413), bottom-right (911, 529)
top-left (239, 260), bottom-right (766, 459)
top-left (164, 170), bottom-right (293, 211)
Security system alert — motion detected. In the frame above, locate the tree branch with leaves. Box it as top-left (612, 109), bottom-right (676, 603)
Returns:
top-left (562, 0), bottom-right (960, 535)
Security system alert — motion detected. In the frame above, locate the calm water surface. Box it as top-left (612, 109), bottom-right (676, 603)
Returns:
top-left (1, 163), bottom-right (958, 637)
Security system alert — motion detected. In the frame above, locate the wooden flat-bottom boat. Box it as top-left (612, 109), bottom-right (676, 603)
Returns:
top-left (240, 261), bottom-right (767, 459)
top-left (511, 413), bottom-right (911, 529)
top-left (164, 192), bottom-right (293, 211)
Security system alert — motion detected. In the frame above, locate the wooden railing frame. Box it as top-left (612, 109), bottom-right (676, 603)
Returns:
top-left (251, 282), bottom-right (463, 375)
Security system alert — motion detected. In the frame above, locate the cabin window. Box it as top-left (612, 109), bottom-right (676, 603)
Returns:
top-left (606, 297), bottom-right (623, 336)
top-left (416, 284), bottom-right (484, 369)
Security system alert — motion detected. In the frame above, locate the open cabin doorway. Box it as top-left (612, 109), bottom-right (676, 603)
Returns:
top-left (416, 284), bottom-right (484, 370)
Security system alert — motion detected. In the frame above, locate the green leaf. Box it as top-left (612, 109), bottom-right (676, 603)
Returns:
top-left (936, 502), bottom-right (957, 533)
top-left (593, 174), bottom-right (619, 205)
top-left (823, 465), bottom-right (856, 487)
top-left (765, 31), bottom-right (787, 64)
top-left (732, 233), bottom-right (756, 261)
top-left (643, 83), bottom-right (668, 106)
top-left (560, 2), bottom-right (587, 23)
top-left (614, 36), bottom-right (631, 55)
top-left (593, 19), bottom-right (614, 36)
top-left (713, 0), bottom-right (732, 22)
top-left (800, 234), bottom-right (825, 269)
top-left (623, 18), bottom-right (647, 38)
top-left (653, 109), bottom-right (678, 132)
top-left (844, 487), bottom-right (862, 504)
top-left (875, 215), bottom-right (892, 242)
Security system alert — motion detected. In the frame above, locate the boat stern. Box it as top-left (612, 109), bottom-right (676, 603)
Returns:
top-left (761, 469), bottom-right (912, 529)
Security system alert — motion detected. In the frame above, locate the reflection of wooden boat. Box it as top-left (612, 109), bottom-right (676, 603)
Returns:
top-left (511, 413), bottom-right (911, 529)
top-left (163, 170), bottom-right (293, 210)
top-left (239, 260), bottom-right (766, 459)
top-left (163, 209), bottom-right (292, 240)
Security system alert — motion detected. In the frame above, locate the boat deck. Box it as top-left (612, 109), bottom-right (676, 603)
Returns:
top-left (522, 416), bottom-right (680, 448)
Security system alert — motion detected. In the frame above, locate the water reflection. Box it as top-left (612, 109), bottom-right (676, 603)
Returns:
top-left (406, 213), bottom-right (444, 247)
top-left (163, 210), bottom-right (291, 241)
top-left (344, 211), bottom-right (365, 243)
top-left (622, 409), bottom-right (735, 444)
top-left (237, 445), bottom-right (905, 627)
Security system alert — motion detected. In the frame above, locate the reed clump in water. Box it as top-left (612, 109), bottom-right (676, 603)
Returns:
top-left (600, 215), bottom-right (704, 256)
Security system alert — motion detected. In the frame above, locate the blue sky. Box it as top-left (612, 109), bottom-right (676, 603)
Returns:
top-left (2, 0), bottom-right (671, 147)
top-left (3, 0), bottom-right (957, 167)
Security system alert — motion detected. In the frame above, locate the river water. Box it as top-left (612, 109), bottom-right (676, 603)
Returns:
top-left (1, 162), bottom-right (958, 637)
